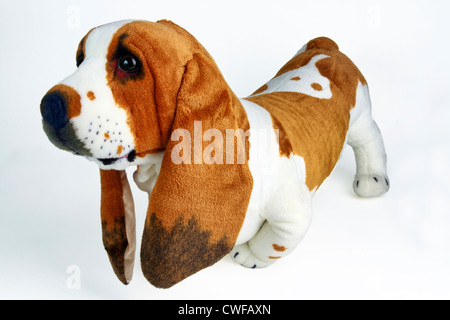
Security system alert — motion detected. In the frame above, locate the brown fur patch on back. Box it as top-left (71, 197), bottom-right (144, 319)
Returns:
top-left (311, 83), bottom-right (323, 91)
top-left (271, 115), bottom-right (293, 156)
top-left (248, 92), bottom-right (350, 190)
top-left (272, 40), bottom-right (366, 86)
top-left (252, 84), bottom-right (268, 95)
top-left (246, 41), bottom-right (366, 190)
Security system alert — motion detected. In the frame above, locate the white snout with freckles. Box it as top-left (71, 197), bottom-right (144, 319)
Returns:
top-left (59, 20), bottom-right (138, 169)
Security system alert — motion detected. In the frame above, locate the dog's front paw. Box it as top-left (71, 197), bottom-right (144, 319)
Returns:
top-left (353, 174), bottom-right (390, 197)
top-left (230, 243), bottom-right (273, 269)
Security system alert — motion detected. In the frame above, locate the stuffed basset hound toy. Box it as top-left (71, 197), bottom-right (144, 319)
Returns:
top-left (40, 20), bottom-right (390, 288)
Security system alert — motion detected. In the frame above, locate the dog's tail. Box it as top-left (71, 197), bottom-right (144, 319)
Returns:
top-left (307, 37), bottom-right (339, 51)
top-left (296, 37), bottom-right (339, 56)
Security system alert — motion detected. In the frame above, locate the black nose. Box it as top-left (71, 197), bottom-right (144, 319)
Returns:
top-left (40, 91), bottom-right (68, 130)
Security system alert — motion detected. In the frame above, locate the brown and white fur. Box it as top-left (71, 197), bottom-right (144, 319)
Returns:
top-left (40, 20), bottom-right (389, 288)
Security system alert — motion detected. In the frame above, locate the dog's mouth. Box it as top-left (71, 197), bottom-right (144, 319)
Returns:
top-left (97, 150), bottom-right (137, 166)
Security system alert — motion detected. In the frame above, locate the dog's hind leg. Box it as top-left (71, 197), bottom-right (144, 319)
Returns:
top-left (347, 82), bottom-right (390, 197)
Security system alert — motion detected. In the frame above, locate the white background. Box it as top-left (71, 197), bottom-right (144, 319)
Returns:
top-left (1, 0), bottom-right (449, 299)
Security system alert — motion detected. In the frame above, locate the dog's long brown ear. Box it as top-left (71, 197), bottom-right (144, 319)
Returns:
top-left (140, 48), bottom-right (253, 288)
top-left (100, 169), bottom-right (136, 284)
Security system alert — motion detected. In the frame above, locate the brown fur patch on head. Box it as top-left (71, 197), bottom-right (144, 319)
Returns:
top-left (76, 28), bottom-right (94, 67)
top-left (105, 20), bottom-right (200, 155)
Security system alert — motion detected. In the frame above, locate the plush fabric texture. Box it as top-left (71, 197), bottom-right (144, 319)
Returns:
top-left (246, 37), bottom-right (367, 191)
top-left (40, 19), bottom-right (389, 289)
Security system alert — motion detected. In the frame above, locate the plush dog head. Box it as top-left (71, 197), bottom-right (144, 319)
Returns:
top-left (41, 20), bottom-right (199, 169)
top-left (40, 20), bottom-right (253, 288)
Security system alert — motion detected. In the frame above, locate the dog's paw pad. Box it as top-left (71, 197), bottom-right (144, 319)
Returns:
top-left (230, 244), bottom-right (271, 269)
top-left (353, 174), bottom-right (390, 197)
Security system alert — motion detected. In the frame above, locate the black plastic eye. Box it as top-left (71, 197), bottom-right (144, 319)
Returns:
top-left (118, 55), bottom-right (138, 73)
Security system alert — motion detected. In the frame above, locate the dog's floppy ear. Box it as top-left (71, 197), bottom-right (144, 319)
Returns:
top-left (100, 169), bottom-right (136, 284)
top-left (140, 47), bottom-right (253, 288)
